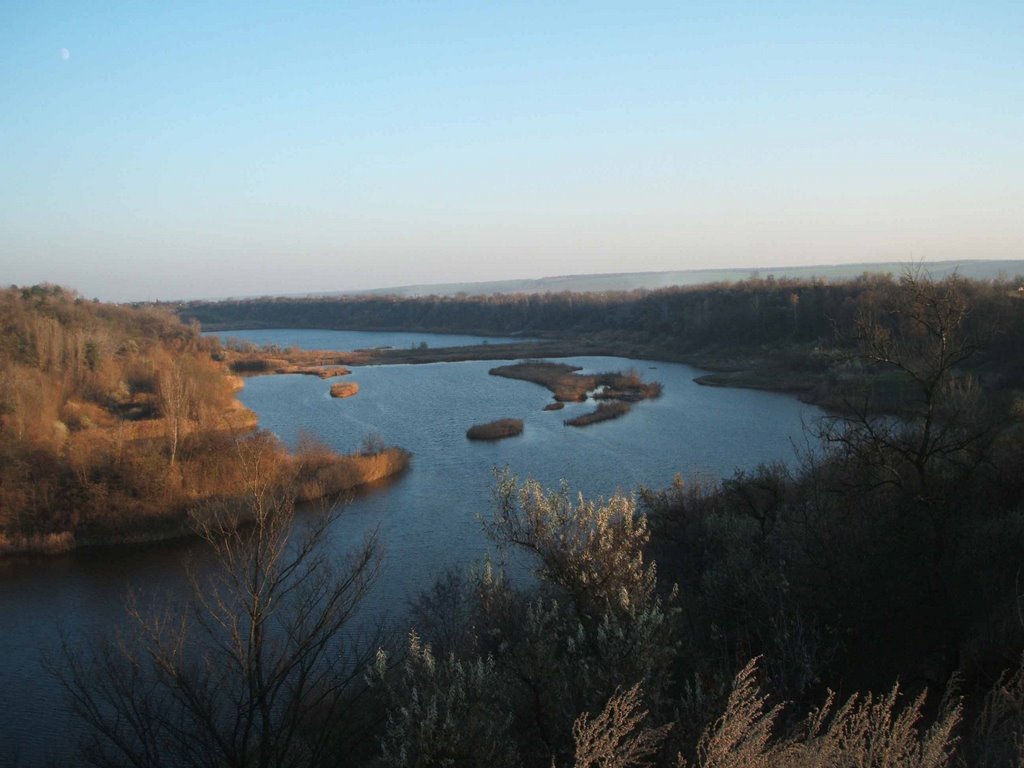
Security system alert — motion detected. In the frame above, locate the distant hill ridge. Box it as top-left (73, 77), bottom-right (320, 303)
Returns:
top-left (231, 259), bottom-right (1024, 301)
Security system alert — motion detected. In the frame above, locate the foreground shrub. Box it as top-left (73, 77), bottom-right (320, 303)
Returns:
top-left (682, 658), bottom-right (960, 768)
top-left (374, 631), bottom-right (519, 768)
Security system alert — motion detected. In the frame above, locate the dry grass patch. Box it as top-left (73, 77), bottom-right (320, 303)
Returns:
top-left (281, 365), bottom-right (351, 378)
top-left (490, 361), bottom-right (662, 404)
top-left (490, 361), bottom-right (592, 401)
top-left (330, 381), bottom-right (359, 398)
top-left (293, 444), bottom-right (411, 500)
top-left (466, 419), bottom-right (525, 441)
top-left (0, 531), bottom-right (75, 555)
top-left (564, 401), bottom-right (631, 428)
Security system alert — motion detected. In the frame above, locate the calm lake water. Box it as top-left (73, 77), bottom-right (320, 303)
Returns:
top-left (0, 329), bottom-right (821, 766)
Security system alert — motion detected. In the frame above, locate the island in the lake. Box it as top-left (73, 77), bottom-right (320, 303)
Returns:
top-left (466, 418), bottom-right (525, 441)
top-left (489, 361), bottom-right (662, 402)
top-left (488, 361), bottom-right (662, 427)
top-left (330, 381), bottom-right (360, 398)
top-left (563, 400), bottom-right (631, 427)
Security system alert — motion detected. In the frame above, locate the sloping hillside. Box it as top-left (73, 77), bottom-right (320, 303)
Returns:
top-left (0, 285), bottom-right (406, 553)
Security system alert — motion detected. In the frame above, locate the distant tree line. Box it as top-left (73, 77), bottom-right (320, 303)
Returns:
top-left (178, 274), bottom-right (1024, 383)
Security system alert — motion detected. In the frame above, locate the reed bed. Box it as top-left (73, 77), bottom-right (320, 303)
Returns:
top-left (466, 419), bottom-right (525, 441)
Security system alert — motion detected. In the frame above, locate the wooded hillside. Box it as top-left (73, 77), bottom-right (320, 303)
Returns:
top-left (179, 274), bottom-right (1021, 351)
top-left (0, 285), bottom-right (407, 553)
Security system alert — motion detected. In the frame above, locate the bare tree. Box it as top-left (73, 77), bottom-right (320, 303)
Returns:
top-left (821, 269), bottom-right (992, 500)
top-left (55, 438), bottom-right (385, 768)
top-left (158, 356), bottom-right (196, 468)
top-left (816, 268), bottom-right (997, 680)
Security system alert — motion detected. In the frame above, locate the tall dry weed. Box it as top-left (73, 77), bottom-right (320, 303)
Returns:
top-left (683, 659), bottom-right (960, 768)
top-left (572, 683), bottom-right (672, 768)
top-left (961, 655), bottom-right (1024, 768)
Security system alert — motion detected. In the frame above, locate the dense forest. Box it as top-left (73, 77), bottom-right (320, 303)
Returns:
top-left (179, 274), bottom-right (1024, 396)
top-left (176, 273), bottom-right (1020, 348)
top-left (0, 284), bottom-right (407, 553)
top-left (48, 273), bottom-right (1024, 766)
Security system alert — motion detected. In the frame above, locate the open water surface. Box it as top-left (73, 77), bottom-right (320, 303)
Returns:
top-left (0, 329), bottom-right (822, 765)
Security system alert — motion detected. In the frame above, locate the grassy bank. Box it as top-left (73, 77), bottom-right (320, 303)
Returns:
top-left (228, 352), bottom-right (352, 375)
top-left (291, 445), bottom-right (411, 500)
top-left (0, 443), bottom-right (411, 555)
top-left (292, 365), bottom-right (351, 378)
top-left (223, 339), bottom-right (618, 375)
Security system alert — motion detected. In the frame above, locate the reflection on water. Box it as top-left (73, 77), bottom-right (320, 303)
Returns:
top-left (0, 330), bottom-right (822, 765)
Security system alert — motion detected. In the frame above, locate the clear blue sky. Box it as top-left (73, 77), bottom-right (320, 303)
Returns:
top-left (2, 1), bottom-right (1021, 301)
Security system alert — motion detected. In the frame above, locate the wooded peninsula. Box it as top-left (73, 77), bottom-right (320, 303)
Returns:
top-left (0, 285), bottom-right (408, 554)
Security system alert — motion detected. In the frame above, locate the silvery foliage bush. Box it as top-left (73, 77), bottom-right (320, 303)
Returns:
top-left (373, 629), bottom-right (519, 768)
top-left (378, 474), bottom-right (682, 765)
top-left (486, 473), bottom-right (680, 703)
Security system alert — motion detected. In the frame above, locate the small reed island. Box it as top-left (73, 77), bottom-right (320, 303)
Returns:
top-left (295, 365), bottom-right (351, 378)
top-left (466, 418), bottom-right (524, 441)
top-left (330, 381), bottom-right (360, 398)
top-left (489, 361), bottom-right (662, 427)
top-left (563, 400), bottom-right (631, 427)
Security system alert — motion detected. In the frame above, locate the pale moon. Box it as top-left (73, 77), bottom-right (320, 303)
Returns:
top-left (60, 48), bottom-right (70, 61)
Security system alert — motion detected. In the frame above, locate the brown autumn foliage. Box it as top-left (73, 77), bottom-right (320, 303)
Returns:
top-left (292, 365), bottom-right (351, 378)
top-left (228, 353), bottom-right (353, 377)
top-left (290, 434), bottom-right (410, 499)
top-left (0, 285), bottom-right (405, 554)
top-left (330, 381), bottom-right (360, 398)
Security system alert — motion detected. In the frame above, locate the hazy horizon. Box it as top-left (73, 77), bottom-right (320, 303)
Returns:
top-left (168, 258), bottom-right (1024, 304)
top-left (3, 2), bottom-right (1022, 302)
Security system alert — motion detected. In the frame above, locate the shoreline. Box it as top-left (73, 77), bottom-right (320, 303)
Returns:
top-left (223, 335), bottom-right (835, 406)
top-left (0, 447), bottom-right (411, 557)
